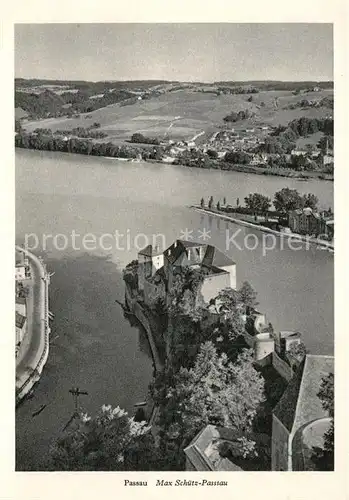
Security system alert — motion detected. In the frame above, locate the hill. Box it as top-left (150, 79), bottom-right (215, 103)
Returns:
top-left (20, 86), bottom-right (334, 146)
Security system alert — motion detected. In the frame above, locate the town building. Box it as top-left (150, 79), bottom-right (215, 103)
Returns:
top-left (138, 245), bottom-right (164, 292)
top-left (15, 252), bottom-right (29, 281)
top-left (288, 207), bottom-right (330, 237)
top-left (15, 265), bottom-right (27, 281)
top-left (291, 149), bottom-right (308, 156)
top-left (272, 354), bottom-right (334, 470)
top-left (16, 311), bottom-right (27, 346)
top-left (323, 153), bottom-right (334, 167)
top-left (184, 425), bottom-right (243, 471)
top-left (250, 153), bottom-right (268, 166)
top-left (15, 296), bottom-right (27, 317)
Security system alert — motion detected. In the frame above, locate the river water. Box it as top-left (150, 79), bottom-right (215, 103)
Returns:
top-left (15, 149), bottom-right (334, 470)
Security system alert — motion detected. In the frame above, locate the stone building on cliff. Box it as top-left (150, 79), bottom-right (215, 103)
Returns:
top-left (138, 239), bottom-right (236, 307)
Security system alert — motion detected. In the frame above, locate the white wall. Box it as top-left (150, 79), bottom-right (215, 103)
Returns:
top-left (221, 264), bottom-right (236, 289)
top-left (200, 273), bottom-right (230, 303)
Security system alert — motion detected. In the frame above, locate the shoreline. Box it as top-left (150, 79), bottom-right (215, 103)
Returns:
top-left (191, 206), bottom-right (334, 251)
top-left (15, 146), bottom-right (333, 182)
top-left (15, 246), bottom-right (51, 404)
top-left (124, 283), bottom-right (163, 429)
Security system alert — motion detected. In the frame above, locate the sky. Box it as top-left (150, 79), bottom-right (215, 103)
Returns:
top-left (15, 23), bottom-right (333, 82)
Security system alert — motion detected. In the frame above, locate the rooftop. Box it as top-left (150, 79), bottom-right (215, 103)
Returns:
top-left (138, 244), bottom-right (163, 257)
top-left (202, 245), bottom-right (235, 268)
top-left (184, 425), bottom-right (243, 471)
top-left (15, 311), bottom-right (26, 329)
top-left (164, 240), bottom-right (206, 265)
top-left (273, 354), bottom-right (334, 433)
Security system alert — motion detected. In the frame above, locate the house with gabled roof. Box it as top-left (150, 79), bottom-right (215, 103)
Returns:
top-left (138, 240), bottom-right (236, 307)
top-left (272, 354), bottom-right (334, 471)
top-left (184, 425), bottom-right (243, 471)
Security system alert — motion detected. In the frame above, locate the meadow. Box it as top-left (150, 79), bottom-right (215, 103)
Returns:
top-left (23, 88), bottom-right (333, 145)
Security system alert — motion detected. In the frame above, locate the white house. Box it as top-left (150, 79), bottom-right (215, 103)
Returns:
top-left (15, 265), bottom-right (26, 281)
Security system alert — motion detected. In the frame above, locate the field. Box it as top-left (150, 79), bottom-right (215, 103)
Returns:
top-left (23, 88), bottom-right (333, 145)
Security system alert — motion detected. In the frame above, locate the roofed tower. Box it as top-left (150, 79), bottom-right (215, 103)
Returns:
top-left (138, 244), bottom-right (164, 291)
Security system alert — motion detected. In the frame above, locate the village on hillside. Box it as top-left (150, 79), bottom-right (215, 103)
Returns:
top-left (15, 80), bottom-right (334, 179)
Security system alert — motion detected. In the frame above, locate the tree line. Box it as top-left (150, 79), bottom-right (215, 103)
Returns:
top-left (33, 124), bottom-right (107, 139)
top-left (15, 88), bottom-right (136, 119)
top-left (15, 131), bottom-right (164, 160)
top-left (201, 188), bottom-right (328, 216)
top-left (262, 117), bottom-right (334, 154)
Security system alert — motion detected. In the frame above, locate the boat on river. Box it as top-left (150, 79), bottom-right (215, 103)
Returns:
top-left (32, 404), bottom-right (47, 417)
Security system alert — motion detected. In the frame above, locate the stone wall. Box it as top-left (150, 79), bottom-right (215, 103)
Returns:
top-left (271, 415), bottom-right (290, 471)
top-left (272, 351), bottom-right (294, 382)
top-left (15, 248), bottom-right (50, 403)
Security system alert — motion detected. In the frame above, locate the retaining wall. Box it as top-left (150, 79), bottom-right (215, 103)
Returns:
top-left (15, 246), bottom-right (50, 404)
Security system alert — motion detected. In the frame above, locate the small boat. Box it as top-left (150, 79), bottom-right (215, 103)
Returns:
top-left (134, 401), bottom-right (147, 408)
top-left (32, 404), bottom-right (47, 417)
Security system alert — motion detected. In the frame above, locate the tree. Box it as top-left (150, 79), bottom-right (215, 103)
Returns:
top-left (311, 373), bottom-right (334, 470)
top-left (223, 196), bottom-right (226, 205)
top-left (302, 193), bottom-right (318, 211)
top-left (291, 154), bottom-right (307, 171)
top-left (207, 149), bottom-right (218, 159)
top-left (318, 135), bottom-right (334, 153)
top-left (214, 287), bottom-right (240, 314)
top-left (212, 309), bottom-right (246, 354)
top-left (287, 341), bottom-right (307, 362)
top-left (217, 201), bottom-right (221, 211)
top-left (225, 151), bottom-right (251, 164)
top-left (238, 281), bottom-right (259, 310)
top-left (155, 343), bottom-right (265, 468)
top-left (318, 372), bottom-right (334, 418)
top-left (244, 193), bottom-right (271, 215)
top-left (122, 260), bottom-right (138, 289)
top-left (15, 120), bottom-right (23, 133)
top-left (236, 198), bottom-right (240, 207)
top-left (48, 404), bottom-right (157, 471)
top-left (273, 188), bottom-right (303, 214)
top-left (168, 267), bottom-right (205, 318)
top-left (208, 196), bottom-right (214, 209)
top-left (200, 197), bottom-right (205, 208)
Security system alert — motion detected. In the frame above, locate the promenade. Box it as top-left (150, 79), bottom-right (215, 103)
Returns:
top-left (15, 246), bottom-right (50, 403)
top-left (191, 206), bottom-right (334, 251)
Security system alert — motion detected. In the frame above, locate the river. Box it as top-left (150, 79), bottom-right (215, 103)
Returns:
top-left (15, 149), bottom-right (334, 470)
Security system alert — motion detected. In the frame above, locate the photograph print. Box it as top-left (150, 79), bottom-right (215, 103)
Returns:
top-left (15, 23), bottom-right (334, 472)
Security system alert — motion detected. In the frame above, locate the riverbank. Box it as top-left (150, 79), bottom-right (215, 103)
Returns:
top-left (14, 143), bottom-right (333, 182)
top-left (191, 206), bottom-right (334, 251)
top-left (169, 160), bottom-right (333, 181)
top-left (15, 246), bottom-right (51, 404)
top-left (124, 282), bottom-right (164, 430)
